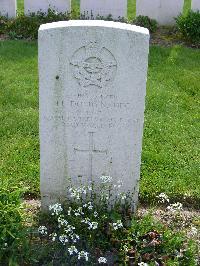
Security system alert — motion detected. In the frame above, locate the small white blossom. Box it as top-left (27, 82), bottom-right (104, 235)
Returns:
top-left (112, 220), bottom-right (123, 230)
top-left (64, 224), bottom-right (75, 234)
top-left (138, 263), bottom-right (149, 266)
top-left (101, 194), bottom-right (109, 201)
top-left (81, 217), bottom-right (90, 224)
top-left (100, 175), bottom-right (113, 183)
top-left (78, 251), bottom-right (89, 261)
top-left (94, 211), bottom-right (98, 217)
top-left (88, 186), bottom-right (92, 191)
top-left (59, 234), bottom-right (68, 245)
top-left (88, 222), bottom-right (98, 230)
top-left (69, 187), bottom-right (87, 200)
top-left (74, 207), bottom-right (84, 216)
top-left (189, 226), bottom-right (198, 237)
top-left (50, 233), bottom-right (57, 242)
top-left (38, 225), bottom-right (48, 235)
top-left (118, 192), bottom-right (126, 200)
top-left (49, 203), bottom-right (63, 216)
top-left (71, 234), bottom-right (80, 243)
top-left (98, 257), bottom-right (107, 264)
top-left (157, 193), bottom-right (169, 203)
top-left (68, 207), bottom-right (72, 216)
top-left (58, 217), bottom-right (68, 227)
top-left (167, 202), bottom-right (183, 213)
top-left (68, 245), bottom-right (78, 255)
top-left (87, 202), bottom-right (93, 210)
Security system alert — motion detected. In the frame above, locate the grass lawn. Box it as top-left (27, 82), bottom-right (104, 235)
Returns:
top-left (0, 41), bottom-right (199, 206)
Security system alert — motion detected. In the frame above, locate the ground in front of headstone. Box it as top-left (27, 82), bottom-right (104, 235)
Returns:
top-left (22, 192), bottom-right (199, 265)
top-left (150, 26), bottom-right (200, 49)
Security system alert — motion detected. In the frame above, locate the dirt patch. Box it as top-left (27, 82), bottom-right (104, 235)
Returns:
top-left (1, 26), bottom-right (199, 49)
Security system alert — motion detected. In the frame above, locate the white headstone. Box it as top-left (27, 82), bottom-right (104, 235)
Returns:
top-left (0, 0), bottom-right (16, 18)
top-left (24, 0), bottom-right (71, 15)
top-left (136, 0), bottom-right (184, 25)
top-left (192, 0), bottom-right (200, 11)
top-left (39, 20), bottom-right (149, 209)
top-left (80, 0), bottom-right (127, 19)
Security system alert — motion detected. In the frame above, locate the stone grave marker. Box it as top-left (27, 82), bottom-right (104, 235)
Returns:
top-left (192, 0), bottom-right (200, 11)
top-left (80, 0), bottom-right (127, 19)
top-left (136, 0), bottom-right (184, 25)
top-left (0, 0), bottom-right (16, 18)
top-left (39, 20), bottom-right (149, 209)
top-left (24, 0), bottom-right (71, 15)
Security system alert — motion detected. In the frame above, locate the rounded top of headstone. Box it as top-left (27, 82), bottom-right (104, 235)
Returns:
top-left (39, 20), bottom-right (149, 36)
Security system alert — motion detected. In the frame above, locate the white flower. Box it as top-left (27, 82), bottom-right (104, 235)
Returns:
top-left (50, 233), bottom-right (57, 242)
top-left (78, 251), bottom-right (89, 261)
top-left (59, 234), bottom-right (68, 245)
top-left (58, 217), bottom-right (68, 227)
top-left (100, 175), bottom-right (113, 183)
top-left (88, 186), bottom-right (92, 191)
top-left (4, 243), bottom-right (8, 247)
top-left (94, 211), bottom-right (98, 217)
top-left (38, 225), bottom-right (48, 235)
top-left (68, 245), bottom-right (78, 255)
top-left (167, 202), bottom-right (183, 213)
top-left (156, 193), bottom-right (169, 203)
top-left (189, 226), bottom-right (198, 237)
top-left (118, 192), bottom-right (126, 200)
top-left (138, 263), bottom-right (149, 266)
top-left (64, 224), bottom-right (75, 234)
top-left (49, 203), bottom-right (63, 216)
top-left (71, 234), bottom-right (80, 243)
top-left (81, 217), bottom-right (90, 224)
top-left (74, 207), bottom-right (84, 216)
top-left (87, 202), bottom-right (93, 210)
top-left (88, 222), bottom-right (98, 230)
top-left (112, 220), bottom-right (123, 230)
top-left (68, 207), bottom-right (72, 216)
top-left (69, 186), bottom-right (87, 200)
top-left (98, 257), bottom-right (107, 264)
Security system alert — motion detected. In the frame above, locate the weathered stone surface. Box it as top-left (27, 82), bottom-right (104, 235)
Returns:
top-left (136, 0), bottom-right (184, 25)
top-left (24, 0), bottom-right (71, 15)
top-left (80, 0), bottom-right (127, 19)
top-left (39, 20), bottom-right (149, 209)
top-left (192, 0), bottom-right (200, 11)
top-left (0, 0), bottom-right (16, 18)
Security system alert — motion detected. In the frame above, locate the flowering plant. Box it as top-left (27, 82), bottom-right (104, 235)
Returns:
top-left (38, 176), bottom-right (132, 264)
top-left (36, 182), bottom-right (198, 265)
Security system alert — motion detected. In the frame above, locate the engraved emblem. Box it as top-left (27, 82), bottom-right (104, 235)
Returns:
top-left (70, 41), bottom-right (117, 88)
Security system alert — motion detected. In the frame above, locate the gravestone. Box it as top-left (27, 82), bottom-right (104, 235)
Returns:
top-left (136, 0), bottom-right (184, 25)
top-left (39, 20), bottom-right (149, 209)
top-left (0, 0), bottom-right (16, 18)
top-left (80, 0), bottom-right (127, 19)
top-left (192, 0), bottom-right (200, 11)
top-left (24, 0), bottom-right (71, 15)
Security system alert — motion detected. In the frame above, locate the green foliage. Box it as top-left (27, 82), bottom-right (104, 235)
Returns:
top-left (0, 179), bottom-right (27, 263)
top-left (133, 15), bottom-right (158, 33)
top-left (24, 181), bottom-right (198, 265)
top-left (6, 9), bottom-right (71, 39)
top-left (127, 215), bottom-right (198, 265)
top-left (0, 16), bottom-right (9, 34)
top-left (176, 11), bottom-right (200, 46)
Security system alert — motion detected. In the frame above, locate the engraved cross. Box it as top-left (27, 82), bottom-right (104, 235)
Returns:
top-left (74, 132), bottom-right (107, 181)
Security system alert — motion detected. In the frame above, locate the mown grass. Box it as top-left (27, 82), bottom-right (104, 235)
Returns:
top-left (0, 41), bottom-right (199, 206)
